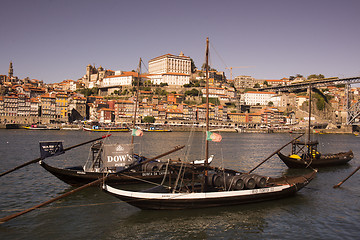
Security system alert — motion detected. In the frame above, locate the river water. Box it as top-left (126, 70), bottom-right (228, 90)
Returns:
top-left (0, 129), bottom-right (359, 240)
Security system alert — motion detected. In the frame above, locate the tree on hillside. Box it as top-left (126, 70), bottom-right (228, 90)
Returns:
top-left (308, 74), bottom-right (325, 80)
top-left (190, 58), bottom-right (197, 73)
top-left (132, 79), bottom-right (143, 87)
top-left (155, 87), bottom-right (167, 95)
top-left (78, 87), bottom-right (98, 97)
top-left (201, 63), bottom-right (217, 72)
top-left (143, 116), bottom-right (155, 123)
top-left (185, 88), bottom-right (200, 97)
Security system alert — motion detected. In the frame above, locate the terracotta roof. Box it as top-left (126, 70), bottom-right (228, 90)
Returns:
top-left (41, 94), bottom-right (55, 99)
top-left (166, 109), bottom-right (183, 113)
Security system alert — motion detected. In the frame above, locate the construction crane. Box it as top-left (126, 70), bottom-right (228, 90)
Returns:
top-left (225, 66), bottom-right (254, 80)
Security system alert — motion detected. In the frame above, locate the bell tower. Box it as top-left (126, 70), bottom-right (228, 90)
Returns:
top-left (8, 61), bottom-right (13, 78)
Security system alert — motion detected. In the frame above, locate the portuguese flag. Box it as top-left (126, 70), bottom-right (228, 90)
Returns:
top-left (132, 129), bottom-right (143, 137)
top-left (206, 131), bottom-right (222, 142)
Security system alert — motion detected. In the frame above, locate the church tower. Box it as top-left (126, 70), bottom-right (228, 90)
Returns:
top-left (8, 61), bottom-right (13, 78)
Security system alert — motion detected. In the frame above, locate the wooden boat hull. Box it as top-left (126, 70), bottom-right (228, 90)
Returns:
top-left (83, 127), bottom-right (129, 132)
top-left (24, 126), bottom-right (60, 130)
top-left (143, 129), bottom-right (172, 132)
top-left (5, 123), bottom-right (21, 129)
top-left (39, 161), bottom-right (174, 187)
top-left (102, 171), bottom-right (316, 210)
top-left (277, 150), bottom-right (353, 168)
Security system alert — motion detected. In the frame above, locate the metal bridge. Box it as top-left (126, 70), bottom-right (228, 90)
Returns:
top-left (259, 76), bottom-right (360, 125)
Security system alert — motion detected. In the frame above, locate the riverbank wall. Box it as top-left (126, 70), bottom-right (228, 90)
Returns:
top-left (0, 123), bottom-right (353, 134)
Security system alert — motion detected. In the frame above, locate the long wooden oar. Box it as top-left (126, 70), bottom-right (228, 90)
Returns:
top-left (247, 133), bottom-right (305, 174)
top-left (0, 145), bottom-right (185, 224)
top-left (333, 166), bottom-right (360, 188)
top-left (0, 134), bottom-right (112, 178)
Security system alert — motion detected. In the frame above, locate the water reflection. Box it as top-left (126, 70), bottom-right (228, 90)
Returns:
top-left (0, 130), bottom-right (359, 240)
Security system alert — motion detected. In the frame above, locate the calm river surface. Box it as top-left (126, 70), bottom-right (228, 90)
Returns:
top-left (0, 129), bottom-right (359, 240)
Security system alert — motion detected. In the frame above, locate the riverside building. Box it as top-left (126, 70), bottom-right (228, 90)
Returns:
top-left (148, 52), bottom-right (191, 86)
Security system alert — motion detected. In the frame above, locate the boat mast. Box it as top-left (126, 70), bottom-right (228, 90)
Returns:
top-left (308, 83), bottom-right (312, 143)
top-left (201, 37), bottom-right (210, 192)
top-left (131, 58), bottom-right (141, 144)
top-left (205, 37), bottom-right (210, 166)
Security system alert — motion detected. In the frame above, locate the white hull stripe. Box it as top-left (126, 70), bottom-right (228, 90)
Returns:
top-left (104, 184), bottom-right (291, 200)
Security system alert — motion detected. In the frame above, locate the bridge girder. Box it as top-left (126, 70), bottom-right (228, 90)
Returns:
top-left (260, 77), bottom-right (360, 126)
top-left (260, 77), bottom-right (360, 92)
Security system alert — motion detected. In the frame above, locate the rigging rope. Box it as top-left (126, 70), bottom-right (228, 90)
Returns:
top-left (209, 41), bottom-right (229, 69)
top-left (160, 159), bottom-right (170, 186)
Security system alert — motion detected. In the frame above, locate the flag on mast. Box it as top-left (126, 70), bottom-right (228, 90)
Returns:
top-left (39, 141), bottom-right (65, 159)
top-left (206, 131), bottom-right (222, 142)
top-left (132, 128), bottom-right (143, 136)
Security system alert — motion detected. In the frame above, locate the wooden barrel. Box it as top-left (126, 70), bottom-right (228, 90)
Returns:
top-left (205, 173), bottom-right (216, 187)
top-left (225, 175), bottom-right (244, 190)
top-left (240, 174), bottom-right (256, 189)
top-left (213, 174), bottom-right (223, 187)
top-left (157, 163), bottom-right (166, 171)
top-left (250, 174), bottom-right (267, 188)
top-left (142, 162), bottom-right (159, 172)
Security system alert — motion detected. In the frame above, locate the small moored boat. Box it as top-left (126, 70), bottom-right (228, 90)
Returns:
top-left (277, 83), bottom-right (353, 168)
top-left (277, 140), bottom-right (353, 168)
top-left (83, 126), bottom-right (130, 132)
top-left (143, 127), bottom-right (172, 132)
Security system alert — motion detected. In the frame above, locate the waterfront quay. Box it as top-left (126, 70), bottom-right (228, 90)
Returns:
top-left (0, 122), bottom-right (353, 134)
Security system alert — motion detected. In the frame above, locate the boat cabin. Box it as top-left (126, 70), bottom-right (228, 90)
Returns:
top-left (291, 140), bottom-right (320, 160)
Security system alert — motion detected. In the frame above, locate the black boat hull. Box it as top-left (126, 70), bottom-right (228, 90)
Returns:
top-left (103, 171), bottom-right (316, 210)
top-left (277, 150), bottom-right (353, 168)
top-left (39, 161), bottom-right (174, 186)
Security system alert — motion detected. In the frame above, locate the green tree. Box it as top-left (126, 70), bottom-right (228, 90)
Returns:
top-left (79, 87), bottom-right (98, 97)
top-left (201, 63), bottom-right (217, 72)
top-left (132, 79), bottom-right (143, 87)
top-left (185, 88), bottom-right (200, 97)
top-left (190, 57), bottom-right (197, 73)
top-left (202, 97), bottom-right (220, 105)
top-left (143, 116), bottom-right (155, 123)
top-left (308, 74), bottom-right (325, 80)
top-left (155, 88), bottom-right (167, 95)
top-left (314, 93), bottom-right (326, 111)
top-left (121, 89), bottom-right (129, 95)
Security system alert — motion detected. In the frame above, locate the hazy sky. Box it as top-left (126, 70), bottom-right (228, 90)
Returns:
top-left (1, 0), bottom-right (360, 84)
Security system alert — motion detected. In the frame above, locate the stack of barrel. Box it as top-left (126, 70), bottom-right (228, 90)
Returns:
top-left (206, 173), bottom-right (268, 190)
top-left (141, 162), bottom-right (167, 172)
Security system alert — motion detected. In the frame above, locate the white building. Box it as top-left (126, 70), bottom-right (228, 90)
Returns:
top-left (296, 96), bottom-right (309, 108)
top-left (269, 94), bottom-right (290, 107)
top-left (101, 71), bottom-right (138, 87)
top-left (148, 53), bottom-right (191, 86)
top-left (242, 91), bottom-right (276, 106)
